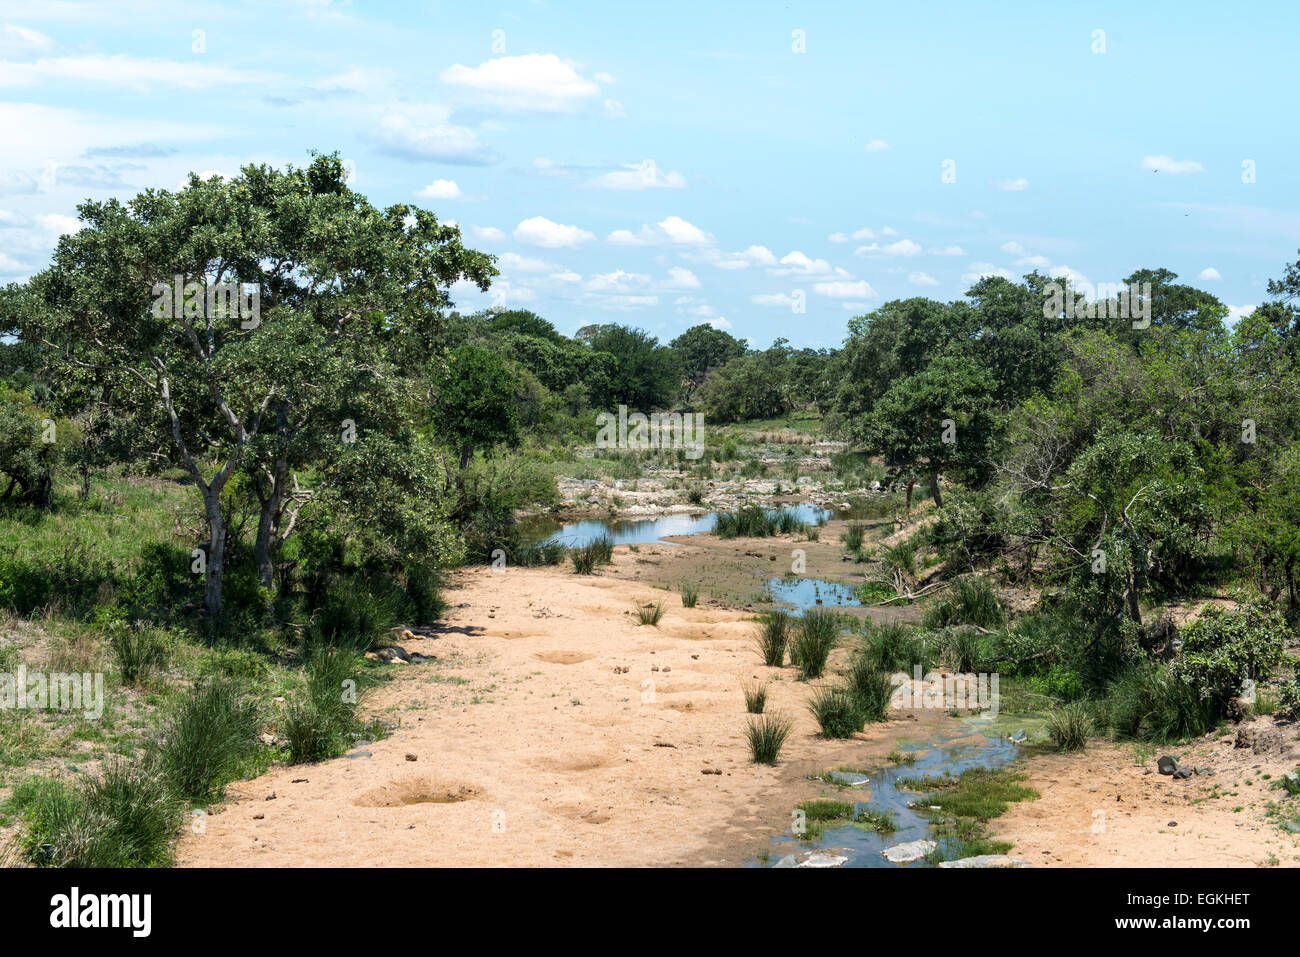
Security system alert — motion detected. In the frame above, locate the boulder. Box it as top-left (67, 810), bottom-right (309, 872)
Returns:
top-left (937, 855), bottom-right (1031, 868)
top-left (1157, 755), bottom-right (1179, 775)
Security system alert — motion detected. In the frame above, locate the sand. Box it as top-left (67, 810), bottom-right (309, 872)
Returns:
top-left (176, 543), bottom-right (951, 868)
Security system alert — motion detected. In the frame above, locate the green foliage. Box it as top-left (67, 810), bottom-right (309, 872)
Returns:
top-left (680, 583), bottom-right (699, 608)
top-left (106, 620), bottom-right (171, 686)
top-left (634, 601), bottom-right (664, 626)
top-left (843, 656), bottom-right (895, 722)
top-left (157, 678), bottom-right (263, 803)
top-left (283, 644), bottom-right (368, 763)
top-left (1172, 602), bottom-right (1287, 707)
top-left (790, 609), bottom-right (839, 680)
top-left (922, 576), bottom-right (1005, 630)
top-left (742, 680), bottom-right (767, 714)
top-left (808, 685), bottom-right (865, 738)
top-left (1046, 702), bottom-right (1094, 751)
top-left (745, 711), bottom-right (793, 765)
top-left (754, 610), bottom-right (792, 666)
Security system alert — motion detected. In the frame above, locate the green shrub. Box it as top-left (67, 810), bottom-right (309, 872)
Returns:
top-left (635, 601), bottom-right (665, 626)
top-left (106, 620), bottom-right (170, 686)
top-left (844, 656), bottom-right (895, 722)
top-left (790, 610), bottom-right (839, 680)
top-left (284, 644), bottom-right (368, 763)
top-left (922, 577), bottom-right (1004, 630)
top-left (157, 678), bottom-right (263, 803)
top-left (808, 685), bottom-right (864, 738)
top-left (937, 627), bottom-right (983, 673)
top-left (860, 622), bottom-right (931, 673)
top-left (745, 711), bottom-right (793, 764)
top-left (742, 680), bottom-right (767, 714)
top-left (307, 583), bottom-right (400, 650)
top-left (754, 610), bottom-right (792, 667)
top-left (841, 522), bottom-right (866, 553)
top-left (1172, 602), bottom-right (1287, 708)
top-left (402, 563), bottom-right (446, 623)
top-left (680, 583), bottom-right (699, 608)
top-left (1104, 665), bottom-right (1219, 744)
top-left (1046, 702), bottom-right (1094, 751)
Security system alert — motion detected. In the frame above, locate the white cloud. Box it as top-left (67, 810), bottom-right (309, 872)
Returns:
top-left (373, 107), bottom-right (497, 165)
top-left (695, 244), bottom-right (776, 269)
top-left (603, 98), bottom-right (626, 119)
top-left (928, 245), bottom-right (966, 256)
top-left (37, 212), bottom-right (81, 239)
top-left (1141, 155), bottom-right (1205, 174)
top-left (908, 271), bottom-right (939, 286)
top-left (864, 139), bottom-right (890, 152)
top-left (814, 279), bottom-right (877, 299)
top-left (962, 262), bottom-right (1015, 283)
top-left (550, 270), bottom-right (581, 283)
top-left (995, 177), bottom-right (1030, 191)
top-left (1015, 255), bottom-right (1051, 268)
top-left (1227, 304), bottom-right (1255, 325)
top-left (1000, 241), bottom-right (1026, 256)
top-left (1198, 267), bottom-right (1221, 280)
top-left (0, 24), bottom-right (55, 58)
top-left (770, 250), bottom-right (846, 277)
top-left (1048, 265), bottom-right (1088, 284)
top-left (594, 72), bottom-right (615, 83)
top-left (589, 159), bottom-right (685, 190)
top-left (708, 317), bottom-right (732, 330)
top-left (440, 54), bottom-right (600, 112)
top-left (855, 238), bottom-right (922, 257)
top-left (514, 215), bottom-right (595, 248)
top-left (662, 266), bottom-right (700, 289)
top-left (0, 54), bottom-right (275, 90)
top-left (469, 225), bottom-right (506, 242)
top-left (607, 215), bottom-right (712, 246)
top-left (829, 227), bottom-right (879, 243)
top-left (751, 292), bottom-right (796, 307)
top-left (586, 269), bottom-right (651, 292)
top-left (417, 179), bottom-right (462, 200)
top-left (497, 252), bottom-right (553, 273)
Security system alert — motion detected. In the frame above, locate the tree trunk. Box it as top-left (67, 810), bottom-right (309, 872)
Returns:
top-left (80, 464), bottom-right (91, 501)
top-left (929, 467), bottom-right (943, 508)
top-left (254, 463), bottom-right (287, 593)
top-left (904, 477), bottom-right (914, 519)
top-left (203, 489), bottom-right (226, 618)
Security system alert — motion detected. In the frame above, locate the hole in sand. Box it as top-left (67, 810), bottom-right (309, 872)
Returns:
top-left (533, 650), bottom-right (594, 665)
top-left (355, 777), bottom-right (482, 808)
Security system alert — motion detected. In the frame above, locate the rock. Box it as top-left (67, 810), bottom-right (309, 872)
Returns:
top-left (405, 753), bottom-right (417, 762)
top-left (798, 852), bottom-right (849, 868)
top-left (1167, 821), bottom-right (1177, 827)
top-left (1010, 729), bottom-right (1027, 743)
top-left (772, 855), bottom-right (799, 868)
top-left (829, 771), bottom-right (870, 787)
top-left (1157, 755), bottom-right (1179, 775)
top-left (1173, 767), bottom-right (1194, 780)
top-left (937, 855), bottom-right (1031, 868)
top-left (882, 839), bottom-right (936, 864)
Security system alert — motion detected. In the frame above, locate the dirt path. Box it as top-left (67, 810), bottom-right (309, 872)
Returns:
top-left (176, 545), bottom-right (949, 868)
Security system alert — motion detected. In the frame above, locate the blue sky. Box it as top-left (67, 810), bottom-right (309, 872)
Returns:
top-left (2, 0), bottom-right (1298, 348)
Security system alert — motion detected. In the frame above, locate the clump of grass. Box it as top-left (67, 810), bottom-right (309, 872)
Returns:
top-left (513, 538), bottom-right (566, 568)
top-left (844, 655), bottom-right (895, 722)
top-left (922, 576), bottom-right (1005, 630)
top-left (307, 584), bottom-right (399, 650)
top-left (635, 601), bottom-right (664, 626)
top-left (841, 522), bottom-right (866, 553)
top-left (1046, 701), bottom-right (1094, 751)
top-left (798, 798), bottom-right (854, 821)
top-left (860, 622), bottom-right (931, 672)
top-left (742, 680), bottom-right (768, 714)
top-left (887, 749), bottom-right (916, 765)
top-left (106, 620), bottom-right (170, 686)
top-left (808, 685), bottom-right (865, 738)
top-left (937, 626), bottom-right (983, 673)
top-left (157, 677), bottom-right (263, 804)
top-left (745, 711), bottom-right (793, 764)
top-left (14, 761), bottom-right (182, 868)
top-left (914, 767), bottom-right (1038, 818)
top-left (570, 535), bottom-right (614, 574)
top-left (854, 807), bottom-right (898, 833)
top-left (790, 609), bottom-right (838, 680)
top-left (754, 610), bottom-right (792, 667)
top-left (283, 644), bottom-right (369, 763)
top-left (1104, 665), bottom-right (1219, 743)
top-left (570, 548), bottom-right (597, 574)
top-left (680, 583), bottom-right (699, 608)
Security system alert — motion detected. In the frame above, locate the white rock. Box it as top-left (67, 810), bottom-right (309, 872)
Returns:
top-left (881, 839), bottom-right (936, 863)
top-left (936, 855), bottom-right (1031, 868)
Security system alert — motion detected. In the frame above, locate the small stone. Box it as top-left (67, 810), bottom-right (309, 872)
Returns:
top-left (1167, 821), bottom-right (1177, 827)
top-left (1157, 755), bottom-right (1179, 775)
top-left (405, 753), bottom-right (418, 762)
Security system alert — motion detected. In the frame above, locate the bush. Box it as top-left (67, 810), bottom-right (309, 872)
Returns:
top-left (1104, 665), bottom-right (1219, 744)
top-left (742, 680), bottom-right (767, 714)
top-left (745, 711), bottom-right (793, 764)
top-left (157, 678), bottom-right (263, 803)
top-left (790, 610), bottom-right (839, 680)
top-left (635, 601), bottom-right (664, 626)
top-left (860, 622), bottom-right (931, 673)
top-left (754, 610), bottom-right (792, 666)
top-left (937, 627), bottom-right (983, 673)
top-left (808, 685), bottom-right (864, 738)
top-left (841, 522), bottom-right (866, 553)
top-left (307, 582), bottom-right (400, 650)
top-left (106, 620), bottom-right (170, 686)
top-left (922, 577), bottom-right (1004, 630)
top-left (402, 563), bottom-right (445, 624)
top-left (1046, 702), bottom-right (1094, 751)
top-left (680, 583), bottom-right (698, 608)
top-left (1172, 602), bottom-right (1287, 708)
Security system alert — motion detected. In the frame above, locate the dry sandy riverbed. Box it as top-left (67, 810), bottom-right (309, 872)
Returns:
top-left (176, 543), bottom-right (952, 868)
